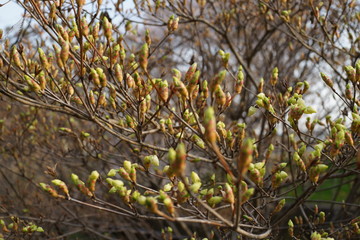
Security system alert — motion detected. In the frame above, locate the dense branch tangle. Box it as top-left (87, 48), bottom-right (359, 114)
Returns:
top-left (0, 0), bottom-right (359, 239)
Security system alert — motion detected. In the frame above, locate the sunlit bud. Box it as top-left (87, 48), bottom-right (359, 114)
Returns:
top-left (249, 165), bottom-right (261, 185)
top-left (107, 169), bottom-right (117, 177)
top-left (65, 85), bottom-right (74, 98)
top-left (38, 71), bottom-right (46, 91)
top-left (97, 93), bottom-right (105, 106)
top-left (319, 211), bottom-right (325, 224)
top-left (204, 107), bottom-right (217, 144)
top-left (317, 164), bottom-right (328, 173)
top-left (0, 29), bottom-right (3, 40)
top-left (129, 166), bottom-right (136, 183)
top-left (79, 17), bottom-right (89, 36)
top-left (306, 117), bottom-right (312, 132)
top-left (293, 152), bottom-right (306, 172)
top-left (167, 148), bottom-right (176, 166)
top-left (189, 171), bottom-right (200, 184)
top-left (38, 48), bottom-right (50, 69)
top-left (334, 129), bottom-right (345, 149)
top-left (235, 123), bottom-right (246, 143)
top-left (106, 178), bottom-right (124, 190)
top-left (102, 17), bottom-right (112, 41)
top-left (344, 66), bottom-right (356, 82)
top-left (87, 90), bottom-right (95, 105)
top-left (11, 46), bottom-right (23, 69)
top-left (224, 92), bottom-right (232, 108)
top-left (218, 50), bottom-right (230, 68)
top-left (164, 118), bottom-right (173, 134)
top-left (265, 144), bottom-right (274, 160)
top-left (184, 63), bottom-right (198, 83)
top-left (280, 10), bottom-right (290, 22)
top-left (39, 183), bottom-right (61, 198)
top-left (345, 131), bottom-right (354, 146)
top-left (60, 40), bottom-right (70, 65)
top-left (143, 155), bottom-right (159, 170)
top-left (173, 77), bottom-right (188, 99)
top-left (71, 173), bottom-right (93, 197)
top-left (294, 82), bottom-right (304, 95)
top-left (303, 81), bottom-right (310, 94)
top-left (256, 93), bottom-right (274, 113)
top-left (309, 164), bottom-right (327, 184)
top-left (109, 43), bottom-right (120, 66)
top-left (139, 43), bottom-right (149, 70)
top-left (87, 170), bottom-right (99, 192)
top-left (258, 78), bottom-right (264, 93)
top-left (224, 183), bottom-right (234, 204)
top-left (236, 65), bottom-right (244, 94)
top-left (126, 74), bottom-right (135, 88)
top-left (163, 197), bottom-right (175, 216)
top-left (112, 64), bottom-right (123, 84)
top-left (126, 115), bottom-right (136, 129)
top-left (90, 22), bottom-right (100, 40)
top-left (352, 222), bottom-right (360, 234)
top-left (272, 171), bottom-right (288, 188)
top-left (246, 106), bottom-right (257, 117)
top-left (214, 85), bottom-right (226, 107)
top-left (212, 70), bottom-right (226, 90)
top-left (145, 197), bottom-right (158, 212)
top-left (177, 181), bottom-right (186, 193)
top-left (95, 67), bottom-right (107, 87)
top-left (51, 179), bottom-right (69, 196)
top-left (24, 75), bottom-right (42, 93)
top-left (272, 199), bottom-right (286, 214)
top-left (199, 80), bottom-right (207, 98)
top-left (345, 84), bottom-right (352, 100)
top-left (189, 84), bottom-right (199, 100)
top-left (129, 190), bottom-right (140, 202)
top-left (156, 119), bottom-right (165, 133)
top-left (217, 121), bottom-right (226, 137)
top-left (56, 24), bottom-right (68, 41)
top-left (192, 134), bottom-right (206, 149)
top-left (207, 196), bottom-right (222, 208)
top-left (351, 113), bottom-right (360, 135)
top-left (125, 21), bottom-right (132, 31)
top-left (118, 167), bottom-right (131, 181)
top-left (356, 60), bottom-right (360, 82)
top-left (167, 15), bottom-right (179, 32)
top-left (144, 94), bottom-right (151, 110)
top-left (288, 220), bottom-right (294, 237)
top-left (97, 0), bottom-right (103, 6)
top-left (188, 70), bottom-right (200, 93)
top-left (310, 231), bottom-right (322, 240)
top-left (241, 188), bottom-right (254, 204)
top-left (145, 28), bottom-right (151, 46)
top-left (320, 72), bottom-right (333, 88)
top-left (158, 80), bottom-right (169, 102)
top-left (171, 143), bottom-right (186, 177)
top-left (189, 182), bottom-right (201, 193)
top-left (237, 138), bottom-right (254, 176)
top-left (134, 195), bottom-right (146, 205)
top-left (270, 67), bottom-right (278, 86)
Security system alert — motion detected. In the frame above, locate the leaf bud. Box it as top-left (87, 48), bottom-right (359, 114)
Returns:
top-left (87, 170), bottom-right (99, 192)
top-left (272, 199), bottom-right (286, 214)
top-left (207, 196), bottom-right (223, 207)
top-left (320, 72), bottom-right (333, 88)
top-left (51, 179), bottom-right (69, 196)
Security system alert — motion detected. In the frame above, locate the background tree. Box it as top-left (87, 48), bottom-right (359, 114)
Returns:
top-left (0, 0), bottom-right (359, 239)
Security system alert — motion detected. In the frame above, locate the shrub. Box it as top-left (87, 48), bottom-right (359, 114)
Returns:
top-left (0, 0), bottom-right (359, 239)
